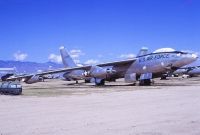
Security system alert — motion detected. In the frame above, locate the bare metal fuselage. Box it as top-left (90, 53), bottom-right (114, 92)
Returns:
top-left (63, 51), bottom-right (197, 81)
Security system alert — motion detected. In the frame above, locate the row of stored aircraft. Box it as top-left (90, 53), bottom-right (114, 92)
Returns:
top-left (6, 47), bottom-right (198, 86)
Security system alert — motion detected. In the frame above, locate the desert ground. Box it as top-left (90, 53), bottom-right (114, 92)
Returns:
top-left (0, 77), bottom-right (200, 135)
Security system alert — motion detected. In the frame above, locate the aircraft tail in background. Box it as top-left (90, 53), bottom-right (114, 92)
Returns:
top-left (137, 47), bottom-right (148, 56)
top-left (59, 46), bottom-right (77, 68)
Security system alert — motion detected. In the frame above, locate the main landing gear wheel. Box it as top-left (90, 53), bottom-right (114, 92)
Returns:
top-left (139, 79), bottom-right (151, 86)
top-left (85, 79), bottom-right (90, 83)
top-left (95, 79), bottom-right (105, 86)
top-left (160, 75), bottom-right (167, 80)
top-left (131, 83), bottom-right (136, 86)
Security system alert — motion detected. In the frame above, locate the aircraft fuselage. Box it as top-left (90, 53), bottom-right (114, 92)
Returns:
top-left (63, 51), bottom-right (197, 81)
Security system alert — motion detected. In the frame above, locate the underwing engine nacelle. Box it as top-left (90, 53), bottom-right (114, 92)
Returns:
top-left (24, 75), bottom-right (43, 84)
top-left (84, 66), bottom-right (116, 79)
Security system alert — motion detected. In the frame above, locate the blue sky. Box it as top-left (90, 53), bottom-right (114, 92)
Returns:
top-left (0, 0), bottom-right (199, 64)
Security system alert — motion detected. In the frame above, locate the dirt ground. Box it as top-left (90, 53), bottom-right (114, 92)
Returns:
top-left (0, 77), bottom-right (200, 135)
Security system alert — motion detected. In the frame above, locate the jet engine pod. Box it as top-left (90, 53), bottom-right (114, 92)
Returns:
top-left (0, 82), bottom-right (22, 95)
top-left (89, 66), bottom-right (115, 79)
top-left (24, 75), bottom-right (43, 84)
top-left (106, 68), bottom-right (116, 74)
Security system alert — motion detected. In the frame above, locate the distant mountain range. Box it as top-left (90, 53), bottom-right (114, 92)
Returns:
top-left (0, 60), bottom-right (63, 74)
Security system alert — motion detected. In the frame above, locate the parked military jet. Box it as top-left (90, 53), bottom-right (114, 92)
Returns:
top-left (0, 68), bottom-right (16, 81)
top-left (59, 46), bottom-right (87, 83)
top-left (60, 46), bottom-right (150, 84)
top-left (7, 48), bottom-right (198, 86)
top-left (173, 66), bottom-right (200, 77)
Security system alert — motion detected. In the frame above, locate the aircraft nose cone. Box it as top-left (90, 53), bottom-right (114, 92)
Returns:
top-left (173, 53), bottom-right (198, 68)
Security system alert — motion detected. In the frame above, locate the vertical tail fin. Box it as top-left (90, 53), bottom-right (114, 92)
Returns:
top-left (137, 47), bottom-right (148, 57)
top-left (59, 46), bottom-right (76, 68)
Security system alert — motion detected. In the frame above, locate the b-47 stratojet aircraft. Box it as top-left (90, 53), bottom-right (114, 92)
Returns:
top-left (7, 48), bottom-right (198, 86)
top-left (59, 46), bottom-right (89, 83)
top-left (59, 46), bottom-right (148, 83)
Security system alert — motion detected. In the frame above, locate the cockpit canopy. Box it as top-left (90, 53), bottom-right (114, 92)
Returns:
top-left (153, 48), bottom-right (188, 54)
top-left (153, 48), bottom-right (176, 53)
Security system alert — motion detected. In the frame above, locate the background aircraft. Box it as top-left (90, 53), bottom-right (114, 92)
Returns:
top-left (59, 46), bottom-right (88, 83)
top-left (0, 68), bottom-right (16, 81)
top-left (173, 66), bottom-right (200, 78)
top-left (7, 48), bottom-right (198, 86)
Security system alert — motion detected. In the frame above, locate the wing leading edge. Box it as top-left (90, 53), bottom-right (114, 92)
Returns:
top-left (7, 58), bottom-right (137, 81)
